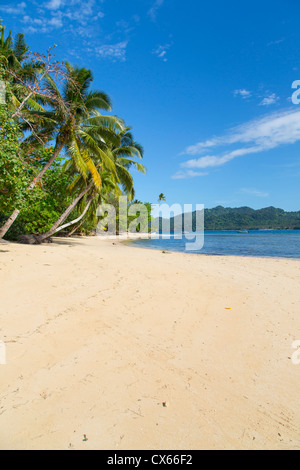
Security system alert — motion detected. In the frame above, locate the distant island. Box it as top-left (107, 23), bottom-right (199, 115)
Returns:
top-left (157, 206), bottom-right (300, 231)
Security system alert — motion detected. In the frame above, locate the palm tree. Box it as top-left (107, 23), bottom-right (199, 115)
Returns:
top-left (112, 128), bottom-right (146, 200)
top-left (0, 63), bottom-right (123, 240)
top-left (0, 24), bottom-right (28, 65)
top-left (158, 193), bottom-right (166, 203)
top-left (0, 23), bottom-right (44, 113)
top-left (66, 171), bottom-right (119, 237)
top-left (25, 63), bottom-right (122, 185)
top-left (38, 127), bottom-right (147, 242)
top-left (37, 166), bottom-right (120, 242)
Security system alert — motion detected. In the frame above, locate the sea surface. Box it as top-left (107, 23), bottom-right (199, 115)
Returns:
top-left (130, 230), bottom-right (300, 259)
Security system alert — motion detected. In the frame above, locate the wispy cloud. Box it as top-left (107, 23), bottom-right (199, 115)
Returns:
top-left (153, 43), bottom-right (172, 62)
top-left (267, 38), bottom-right (285, 47)
top-left (180, 108), bottom-right (300, 171)
top-left (259, 93), bottom-right (279, 106)
top-left (234, 89), bottom-right (252, 99)
top-left (182, 146), bottom-right (262, 169)
top-left (241, 188), bottom-right (269, 198)
top-left (21, 0), bottom-right (104, 34)
top-left (0, 2), bottom-right (26, 15)
top-left (44, 0), bottom-right (64, 10)
top-left (22, 12), bottom-right (63, 33)
top-left (95, 41), bottom-right (128, 62)
top-left (172, 170), bottom-right (208, 180)
top-left (148, 0), bottom-right (164, 21)
top-left (234, 88), bottom-right (280, 107)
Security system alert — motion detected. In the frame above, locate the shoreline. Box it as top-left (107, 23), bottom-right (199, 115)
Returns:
top-left (126, 242), bottom-right (300, 261)
top-left (0, 236), bottom-right (299, 450)
top-left (123, 233), bottom-right (300, 261)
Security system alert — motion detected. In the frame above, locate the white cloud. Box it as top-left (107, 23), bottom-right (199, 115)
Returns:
top-left (48, 16), bottom-right (63, 28)
top-left (267, 39), bottom-right (285, 47)
top-left (259, 93), bottom-right (279, 106)
top-left (22, 12), bottom-right (63, 33)
top-left (0, 2), bottom-right (26, 15)
top-left (181, 108), bottom-right (300, 170)
top-left (184, 138), bottom-right (221, 155)
top-left (241, 188), bottom-right (269, 198)
top-left (234, 89), bottom-right (280, 107)
top-left (182, 146), bottom-right (263, 169)
top-left (172, 170), bottom-right (209, 180)
top-left (64, 0), bottom-right (104, 24)
top-left (96, 41), bottom-right (128, 61)
top-left (148, 0), bottom-right (164, 21)
top-left (44, 0), bottom-right (64, 10)
top-left (153, 43), bottom-right (172, 62)
top-left (234, 89), bottom-right (252, 99)
top-left (21, 0), bottom-right (104, 34)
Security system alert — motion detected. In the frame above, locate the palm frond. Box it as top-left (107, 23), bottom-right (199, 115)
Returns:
top-left (81, 151), bottom-right (102, 191)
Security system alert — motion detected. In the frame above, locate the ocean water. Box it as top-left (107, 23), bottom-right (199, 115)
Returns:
top-left (130, 230), bottom-right (300, 259)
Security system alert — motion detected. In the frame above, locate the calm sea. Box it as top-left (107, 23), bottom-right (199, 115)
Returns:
top-left (130, 230), bottom-right (300, 259)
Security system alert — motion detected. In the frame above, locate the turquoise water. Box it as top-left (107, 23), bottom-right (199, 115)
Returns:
top-left (130, 230), bottom-right (300, 259)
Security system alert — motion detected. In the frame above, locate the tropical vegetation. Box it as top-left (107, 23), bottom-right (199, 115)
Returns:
top-left (0, 21), bottom-right (149, 243)
top-left (160, 206), bottom-right (300, 231)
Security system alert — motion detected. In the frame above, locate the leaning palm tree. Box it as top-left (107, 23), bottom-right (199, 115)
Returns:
top-left (36, 127), bottom-right (146, 242)
top-left (36, 178), bottom-right (96, 242)
top-left (0, 63), bottom-right (123, 240)
top-left (66, 171), bottom-right (120, 237)
top-left (24, 63), bottom-right (122, 185)
top-left (36, 165), bottom-right (121, 242)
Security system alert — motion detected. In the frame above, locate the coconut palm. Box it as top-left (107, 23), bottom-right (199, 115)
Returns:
top-left (111, 128), bottom-right (146, 200)
top-left (0, 24), bottom-right (28, 65)
top-left (66, 170), bottom-right (120, 237)
top-left (24, 63), bottom-right (123, 185)
top-left (0, 63), bottom-right (123, 240)
top-left (0, 23), bottom-right (44, 112)
top-left (37, 165), bottom-right (120, 242)
top-left (37, 127), bottom-right (146, 242)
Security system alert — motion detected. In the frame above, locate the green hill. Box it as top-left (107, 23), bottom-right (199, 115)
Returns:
top-left (157, 206), bottom-right (300, 231)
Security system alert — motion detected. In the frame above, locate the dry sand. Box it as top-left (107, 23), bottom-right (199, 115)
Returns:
top-left (0, 236), bottom-right (299, 450)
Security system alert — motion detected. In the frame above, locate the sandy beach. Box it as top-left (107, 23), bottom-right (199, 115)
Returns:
top-left (0, 236), bottom-right (299, 450)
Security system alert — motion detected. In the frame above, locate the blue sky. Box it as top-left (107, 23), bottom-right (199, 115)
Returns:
top-left (1, 0), bottom-right (300, 211)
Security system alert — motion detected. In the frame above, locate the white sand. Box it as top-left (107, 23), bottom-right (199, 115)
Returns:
top-left (0, 237), bottom-right (299, 450)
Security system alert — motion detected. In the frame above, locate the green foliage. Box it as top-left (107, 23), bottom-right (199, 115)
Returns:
top-left (22, 151), bottom-right (73, 234)
top-left (0, 21), bottom-right (146, 241)
top-left (96, 195), bottom-right (153, 234)
top-left (163, 206), bottom-right (300, 231)
top-left (0, 105), bottom-right (29, 213)
top-left (203, 206), bottom-right (300, 230)
top-left (1, 142), bottom-right (73, 239)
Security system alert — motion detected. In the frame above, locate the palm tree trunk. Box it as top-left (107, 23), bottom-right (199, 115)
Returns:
top-left (29, 140), bottom-right (65, 190)
top-left (51, 197), bottom-right (92, 235)
top-left (0, 140), bottom-right (65, 241)
top-left (0, 209), bottom-right (20, 239)
top-left (67, 215), bottom-right (88, 237)
top-left (37, 182), bottom-right (93, 243)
